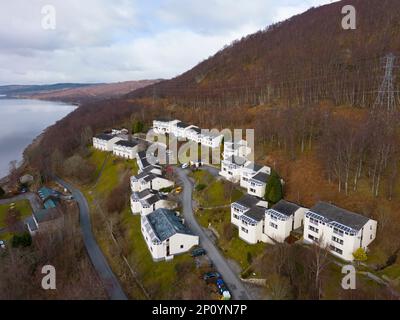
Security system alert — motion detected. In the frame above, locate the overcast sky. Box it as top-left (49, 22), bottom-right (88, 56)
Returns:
top-left (0, 0), bottom-right (336, 85)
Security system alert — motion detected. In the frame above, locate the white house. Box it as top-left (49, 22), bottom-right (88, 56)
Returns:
top-left (130, 190), bottom-right (175, 216)
top-left (111, 128), bottom-right (129, 135)
top-left (201, 131), bottom-right (224, 148)
top-left (185, 126), bottom-right (202, 143)
top-left (303, 202), bottom-right (378, 261)
top-left (113, 140), bottom-right (139, 159)
top-left (264, 200), bottom-right (307, 244)
top-left (223, 139), bottom-right (251, 160)
top-left (172, 121), bottom-right (192, 138)
top-left (153, 118), bottom-right (180, 135)
top-left (141, 208), bottom-right (199, 261)
top-left (231, 195), bottom-right (268, 244)
top-left (130, 171), bottom-right (174, 193)
top-left (93, 134), bottom-right (123, 152)
top-left (220, 156), bottom-right (249, 183)
top-left (137, 151), bottom-right (161, 173)
top-left (240, 163), bottom-right (270, 189)
top-left (247, 171), bottom-right (270, 198)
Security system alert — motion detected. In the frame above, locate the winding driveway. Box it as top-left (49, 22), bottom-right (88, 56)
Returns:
top-left (174, 167), bottom-right (252, 300)
top-left (55, 177), bottom-right (128, 300)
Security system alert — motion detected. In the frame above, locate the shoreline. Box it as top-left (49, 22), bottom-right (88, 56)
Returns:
top-left (0, 99), bottom-right (78, 181)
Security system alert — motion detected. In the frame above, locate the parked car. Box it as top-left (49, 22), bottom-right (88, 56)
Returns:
top-left (181, 163), bottom-right (189, 169)
top-left (191, 247), bottom-right (206, 257)
top-left (0, 240), bottom-right (6, 249)
top-left (203, 272), bottom-right (221, 283)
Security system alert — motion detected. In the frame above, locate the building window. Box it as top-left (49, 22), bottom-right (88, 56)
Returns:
top-left (241, 227), bottom-right (248, 234)
top-left (332, 236), bottom-right (344, 245)
top-left (250, 188), bottom-right (256, 193)
top-left (270, 222), bottom-right (278, 229)
top-left (308, 234), bottom-right (318, 242)
top-left (309, 225), bottom-right (319, 233)
top-left (180, 245), bottom-right (184, 249)
top-left (233, 214), bottom-right (239, 220)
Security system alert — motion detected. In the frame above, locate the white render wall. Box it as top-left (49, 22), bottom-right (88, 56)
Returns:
top-left (303, 215), bottom-right (377, 261)
top-left (247, 181), bottom-right (266, 198)
top-left (238, 220), bottom-right (263, 244)
top-left (113, 144), bottom-right (138, 159)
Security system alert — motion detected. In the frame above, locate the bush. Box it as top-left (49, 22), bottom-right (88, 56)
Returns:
top-left (159, 187), bottom-right (174, 193)
top-left (264, 170), bottom-right (283, 205)
top-left (12, 232), bottom-right (32, 248)
top-left (195, 184), bottom-right (207, 192)
top-left (0, 186), bottom-right (5, 197)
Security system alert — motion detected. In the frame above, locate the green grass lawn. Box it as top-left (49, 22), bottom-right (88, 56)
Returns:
top-left (81, 148), bottom-right (204, 299)
top-left (192, 170), bottom-right (265, 270)
top-left (121, 209), bottom-right (196, 298)
top-left (0, 199), bottom-right (32, 229)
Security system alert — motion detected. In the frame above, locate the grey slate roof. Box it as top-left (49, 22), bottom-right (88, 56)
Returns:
top-left (188, 126), bottom-right (201, 134)
top-left (146, 208), bottom-right (194, 242)
top-left (272, 200), bottom-right (301, 217)
top-left (245, 162), bottom-right (263, 172)
top-left (95, 133), bottom-right (114, 141)
top-left (234, 194), bottom-right (260, 209)
top-left (225, 155), bottom-right (247, 166)
top-left (310, 202), bottom-right (370, 231)
top-left (115, 140), bottom-right (138, 148)
top-left (251, 172), bottom-right (270, 184)
top-left (176, 122), bottom-right (191, 128)
top-left (243, 206), bottom-right (266, 222)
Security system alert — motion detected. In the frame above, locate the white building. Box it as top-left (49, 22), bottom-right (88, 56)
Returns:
top-left (264, 200), bottom-right (307, 244)
top-left (240, 163), bottom-right (270, 189)
top-left (247, 171), bottom-right (270, 198)
top-left (201, 132), bottom-right (224, 148)
top-left (220, 156), bottom-right (249, 183)
top-left (303, 202), bottom-right (378, 261)
top-left (153, 119), bottom-right (181, 135)
top-left (111, 128), bottom-right (129, 135)
top-left (130, 171), bottom-right (174, 193)
top-left (113, 140), bottom-right (139, 159)
top-left (231, 195), bottom-right (268, 244)
top-left (93, 134), bottom-right (123, 152)
top-left (130, 190), bottom-right (175, 216)
top-left (223, 140), bottom-right (251, 160)
top-left (137, 151), bottom-right (161, 173)
top-left (141, 208), bottom-right (199, 261)
top-left (185, 126), bottom-right (202, 143)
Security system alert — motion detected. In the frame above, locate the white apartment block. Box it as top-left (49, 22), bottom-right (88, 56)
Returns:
top-left (93, 134), bottom-right (123, 152)
top-left (141, 208), bottom-right (199, 261)
top-left (113, 140), bottom-right (139, 159)
top-left (130, 171), bottom-right (174, 193)
top-left (240, 163), bottom-right (271, 190)
top-left (303, 202), bottom-right (377, 261)
top-left (247, 171), bottom-right (270, 198)
top-left (220, 156), bottom-right (249, 183)
top-left (264, 200), bottom-right (307, 244)
top-left (231, 195), bottom-right (268, 244)
top-left (223, 139), bottom-right (251, 160)
top-left (137, 151), bottom-right (162, 174)
top-left (153, 118), bottom-right (223, 148)
top-left (130, 190), bottom-right (175, 216)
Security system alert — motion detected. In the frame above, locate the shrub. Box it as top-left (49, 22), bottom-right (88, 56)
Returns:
top-left (12, 232), bottom-right (32, 248)
top-left (195, 184), bottom-right (207, 192)
top-left (0, 186), bottom-right (5, 197)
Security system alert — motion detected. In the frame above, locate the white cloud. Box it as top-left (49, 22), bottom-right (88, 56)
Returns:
top-left (0, 0), bottom-right (336, 85)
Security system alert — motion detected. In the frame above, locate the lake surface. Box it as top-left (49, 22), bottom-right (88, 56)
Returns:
top-left (0, 98), bottom-right (77, 178)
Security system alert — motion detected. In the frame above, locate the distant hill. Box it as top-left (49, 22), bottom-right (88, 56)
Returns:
top-left (0, 80), bottom-right (160, 103)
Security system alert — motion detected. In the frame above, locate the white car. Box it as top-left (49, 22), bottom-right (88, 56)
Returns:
top-left (0, 240), bottom-right (5, 249)
top-left (181, 163), bottom-right (189, 169)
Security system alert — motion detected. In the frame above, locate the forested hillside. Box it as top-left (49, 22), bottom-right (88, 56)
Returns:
top-left (130, 0), bottom-right (400, 109)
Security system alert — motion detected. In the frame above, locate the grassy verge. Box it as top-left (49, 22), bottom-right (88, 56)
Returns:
top-left (79, 148), bottom-right (210, 299)
top-left (0, 199), bottom-right (32, 229)
top-left (191, 169), bottom-right (265, 270)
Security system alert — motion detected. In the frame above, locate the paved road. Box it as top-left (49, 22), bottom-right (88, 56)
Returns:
top-left (174, 167), bottom-right (252, 300)
top-left (55, 178), bottom-right (128, 300)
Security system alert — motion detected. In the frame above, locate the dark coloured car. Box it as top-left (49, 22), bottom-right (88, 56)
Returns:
top-left (203, 272), bottom-right (221, 282)
top-left (191, 247), bottom-right (206, 257)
